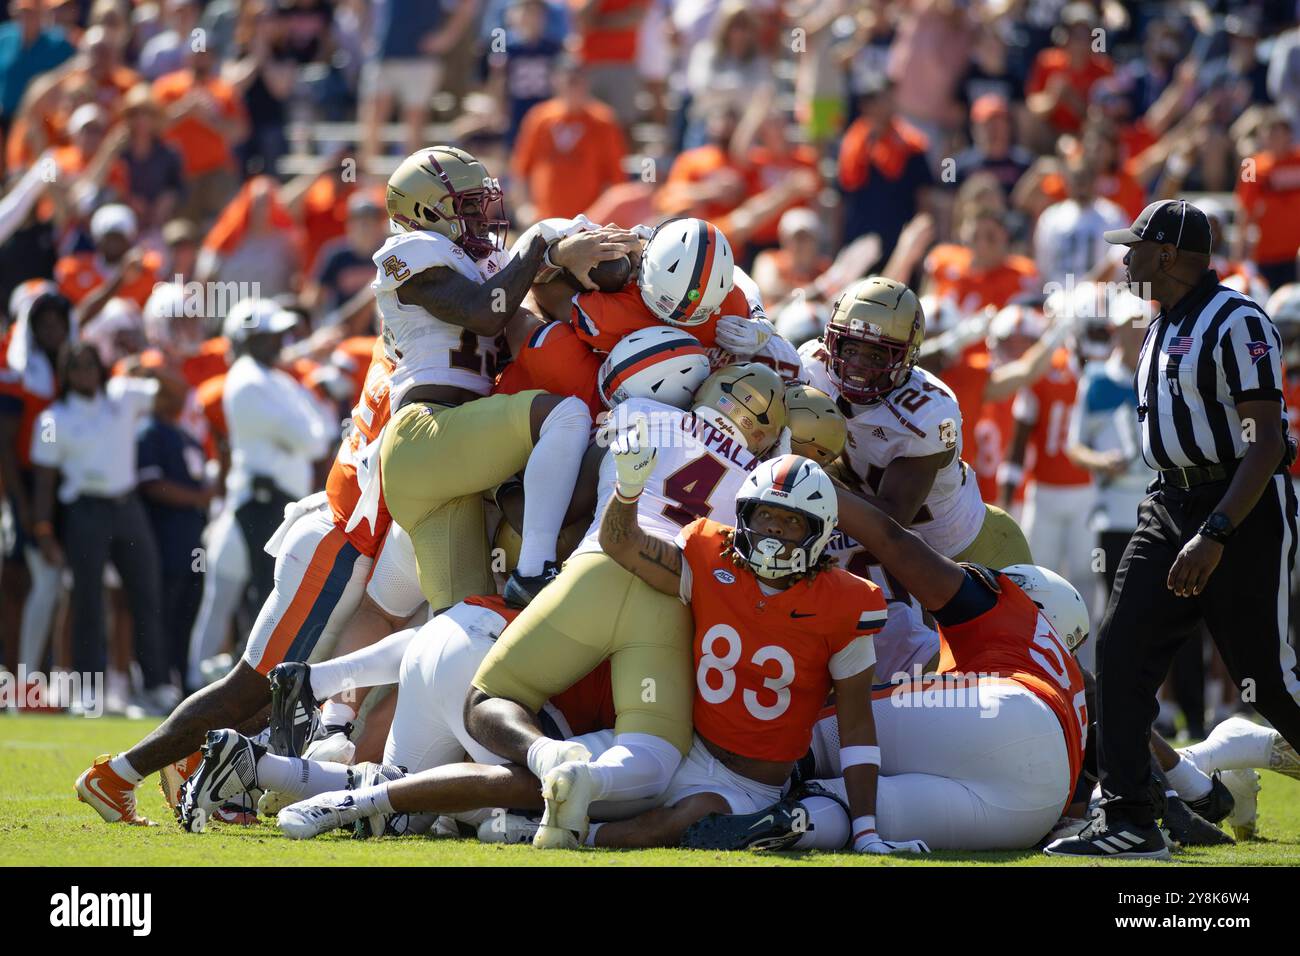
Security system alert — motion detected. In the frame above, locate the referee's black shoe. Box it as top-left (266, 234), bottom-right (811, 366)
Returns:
top-left (1161, 794), bottom-right (1234, 847)
top-left (1043, 806), bottom-right (1171, 860)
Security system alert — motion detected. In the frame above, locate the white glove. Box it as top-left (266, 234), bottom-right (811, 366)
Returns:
top-left (611, 415), bottom-right (657, 498)
top-left (855, 835), bottom-right (931, 855)
top-left (715, 315), bottom-right (774, 358)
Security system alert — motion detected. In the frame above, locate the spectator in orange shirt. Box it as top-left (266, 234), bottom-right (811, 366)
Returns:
top-left (655, 107), bottom-right (749, 225)
top-left (1236, 111), bottom-right (1300, 290)
top-left (513, 57), bottom-right (627, 221)
top-left (48, 101), bottom-right (130, 209)
top-left (197, 175), bottom-right (302, 300)
top-left (1035, 120), bottom-right (1147, 221)
top-left (923, 206), bottom-right (1038, 314)
top-left (153, 46), bottom-right (249, 223)
top-left (1025, 3), bottom-right (1113, 142)
top-left (569, 0), bottom-right (650, 128)
top-left (67, 23), bottom-right (139, 114)
top-left (732, 98), bottom-right (821, 252)
top-left (55, 204), bottom-right (162, 317)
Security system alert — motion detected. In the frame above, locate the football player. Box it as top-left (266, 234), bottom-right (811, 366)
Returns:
top-left (685, 489), bottom-right (1088, 853)
top-left (465, 362), bottom-right (789, 847)
top-left (572, 453), bottom-right (923, 854)
top-left (800, 276), bottom-right (1032, 567)
top-left (365, 146), bottom-right (634, 609)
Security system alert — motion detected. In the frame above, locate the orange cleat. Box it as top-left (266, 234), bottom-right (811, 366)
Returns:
top-left (159, 751), bottom-right (203, 809)
top-left (75, 755), bottom-right (156, 826)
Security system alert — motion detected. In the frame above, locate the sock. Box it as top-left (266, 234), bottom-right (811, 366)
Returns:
top-left (308, 627), bottom-right (418, 701)
top-left (527, 737), bottom-right (574, 779)
top-left (1182, 718), bottom-right (1277, 773)
top-left (1164, 756), bottom-right (1213, 802)
top-left (109, 754), bottom-right (144, 786)
top-left (586, 734), bottom-right (680, 801)
top-left (517, 396), bottom-right (590, 576)
top-left (255, 754), bottom-right (351, 798)
top-left (585, 822), bottom-right (604, 847)
top-left (793, 795), bottom-right (850, 850)
top-left (349, 782), bottom-right (394, 817)
top-left (321, 700), bottom-right (357, 729)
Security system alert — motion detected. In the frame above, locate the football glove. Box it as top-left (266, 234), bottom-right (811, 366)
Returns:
top-left (611, 414), bottom-right (657, 499)
top-left (715, 315), bottom-right (774, 358)
top-left (855, 834), bottom-right (931, 855)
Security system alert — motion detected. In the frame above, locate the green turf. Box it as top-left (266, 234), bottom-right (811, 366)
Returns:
top-left (4, 714), bottom-right (1300, 866)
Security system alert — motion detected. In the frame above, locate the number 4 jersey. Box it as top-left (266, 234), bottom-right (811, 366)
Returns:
top-left (675, 517), bottom-right (888, 762)
top-left (798, 340), bottom-right (987, 557)
top-left (372, 230), bottom-right (511, 409)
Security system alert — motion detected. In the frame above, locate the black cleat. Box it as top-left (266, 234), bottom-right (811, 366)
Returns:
top-left (1162, 794), bottom-right (1234, 847)
top-left (503, 561), bottom-right (560, 609)
top-left (268, 662), bottom-right (319, 757)
top-left (682, 796), bottom-right (806, 851)
top-left (1043, 806), bottom-right (1171, 860)
top-left (1186, 773), bottom-right (1234, 825)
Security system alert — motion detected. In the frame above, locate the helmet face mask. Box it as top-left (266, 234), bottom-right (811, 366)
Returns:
top-left (732, 455), bottom-right (838, 580)
top-left (824, 277), bottom-right (924, 404)
top-left (386, 147), bottom-right (509, 260)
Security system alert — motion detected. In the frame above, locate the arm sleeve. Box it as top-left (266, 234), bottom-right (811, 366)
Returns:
top-left (932, 565), bottom-right (999, 627)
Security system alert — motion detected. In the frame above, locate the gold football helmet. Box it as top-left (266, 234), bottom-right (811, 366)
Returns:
top-left (386, 145), bottom-right (507, 260)
top-left (693, 362), bottom-right (787, 455)
top-left (785, 384), bottom-right (847, 467)
top-left (823, 276), bottom-right (925, 403)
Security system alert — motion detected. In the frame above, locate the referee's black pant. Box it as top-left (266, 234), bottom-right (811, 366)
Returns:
top-left (1097, 471), bottom-right (1300, 824)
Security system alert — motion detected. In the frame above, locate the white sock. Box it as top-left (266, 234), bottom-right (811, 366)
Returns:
top-left (1164, 756), bottom-right (1212, 802)
top-left (517, 397), bottom-right (590, 576)
top-left (793, 795), bottom-right (850, 850)
top-left (349, 782), bottom-right (394, 817)
top-left (308, 627), bottom-right (418, 701)
top-left (585, 822), bottom-right (604, 846)
top-left (109, 754), bottom-right (144, 786)
top-left (527, 737), bottom-right (571, 779)
top-left (255, 754), bottom-right (351, 798)
top-left (586, 734), bottom-right (680, 801)
top-left (321, 700), bottom-right (357, 728)
top-left (1182, 718), bottom-right (1277, 773)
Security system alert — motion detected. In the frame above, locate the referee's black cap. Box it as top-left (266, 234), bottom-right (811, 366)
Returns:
top-left (1103, 199), bottom-right (1213, 254)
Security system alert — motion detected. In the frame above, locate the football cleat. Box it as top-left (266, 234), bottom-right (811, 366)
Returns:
top-left (75, 755), bottom-right (155, 826)
top-left (1043, 806), bottom-right (1172, 860)
top-left (278, 791), bottom-right (364, 840)
top-left (257, 789), bottom-right (295, 818)
top-left (533, 760), bottom-right (596, 849)
top-left (303, 723), bottom-right (356, 764)
top-left (682, 796), bottom-right (806, 851)
top-left (158, 751), bottom-right (202, 809)
top-left (1185, 772), bottom-right (1234, 825)
top-left (268, 662), bottom-right (320, 757)
top-left (478, 812), bottom-right (542, 845)
top-left (503, 561), bottom-right (560, 609)
top-left (1161, 794), bottom-right (1234, 847)
top-left (1269, 732), bottom-right (1300, 779)
top-left (1221, 769), bottom-right (1261, 841)
top-left (176, 730), bottom-right (261, 833)
top-left (347, 762), bottom-right (407, 839)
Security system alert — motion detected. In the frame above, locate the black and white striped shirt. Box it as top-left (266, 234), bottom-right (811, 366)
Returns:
top-left (1135, 270), bottom-right (1285, 469)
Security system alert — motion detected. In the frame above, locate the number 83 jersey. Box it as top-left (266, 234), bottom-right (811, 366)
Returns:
top-left (798, 340), bottom-right (986, 557)
top-left (372, 230), bottom-right (511, 409)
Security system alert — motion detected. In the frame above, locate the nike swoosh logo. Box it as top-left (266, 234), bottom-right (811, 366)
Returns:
top-left (84, 775), bottom-right (120, 809)
top-left (749, 814), bottom-right (775, 830)
top-left (790, 611), bottom-right (816, 619)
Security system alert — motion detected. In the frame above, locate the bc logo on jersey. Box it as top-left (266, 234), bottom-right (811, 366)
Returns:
top-left (382, 255), bottom-right (411, 282)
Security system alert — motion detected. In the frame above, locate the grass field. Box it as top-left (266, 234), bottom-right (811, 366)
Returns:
top-left (4, 713), bottom-right (1300, 867)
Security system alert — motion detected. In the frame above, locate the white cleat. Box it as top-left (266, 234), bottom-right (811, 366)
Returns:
top-left (303, 730), bottom-right (356, 765)
top-left (528, 739), bottom-right (592, 780)
top-left (257, 789), bottom-right (295, 817)
top-left (1221, 769), bottom-right (1261, 840)
top-left (277, 791), bottom-right (364, 839)
top-left (533, 760), bottom-right (596, 850)
top-left (478, 812), bottom-right (542, 844)
top-left (1268, 734), bottom-right (1300, 780)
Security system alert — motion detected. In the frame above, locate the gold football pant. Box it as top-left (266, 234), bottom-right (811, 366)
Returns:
top-left (953, 504), bottom-right (1033, 568)
top-left (472, 551), bottom-right (695, 754)
top-left (380, 391), bottom-right (540, 611)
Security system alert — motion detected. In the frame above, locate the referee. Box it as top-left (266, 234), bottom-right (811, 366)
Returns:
top-left (1047, 199), bottom-right (1300, 859)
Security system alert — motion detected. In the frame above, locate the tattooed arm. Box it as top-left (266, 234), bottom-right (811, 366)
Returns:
top-left (598, 493), bottom-right (684, 596)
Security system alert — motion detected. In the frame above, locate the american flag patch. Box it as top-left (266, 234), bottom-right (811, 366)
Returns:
top-left (1166, 336), bottom-right (1194, 355)
top-left (856, 608), bottom-right (888, 632)
top-left (1247, 340), bottom-right (1272, 364)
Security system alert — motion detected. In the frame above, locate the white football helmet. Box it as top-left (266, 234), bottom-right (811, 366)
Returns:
top-left (638, 217), bottom-right (734, 327)
top-left (597, 326), bottom-right (711, 409)
top-left (1000, 564), bottom-right (1089, 653)
top-left (733, 454), bottom-right (837, 580)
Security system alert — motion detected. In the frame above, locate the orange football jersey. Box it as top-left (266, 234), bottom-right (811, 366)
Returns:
top-left (570, 281), bottom-right (753, 354)
top-left (935, 571), bottom-right (1086, 789)
top-left (678, 518), bottom-right (888, 762)
top-left (327, 339), bottom-right (393, 558)
top-left (1018, 349), bottom-right (1090, 487)
top-left (494, 320), bottom-right (604, 418)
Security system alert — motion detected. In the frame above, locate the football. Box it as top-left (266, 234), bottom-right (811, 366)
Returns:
top-left (561, 254), bottom-right (633, 293)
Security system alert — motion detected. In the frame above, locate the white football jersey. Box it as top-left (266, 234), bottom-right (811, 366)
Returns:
top-left (824, 528), bottom-right (939, 680)
top-left (372, 230), bottom-right (511, 408)
top-left (798, 339), bottom-right (986, 556)
top-left (574, 397), bottom-right (760, 557)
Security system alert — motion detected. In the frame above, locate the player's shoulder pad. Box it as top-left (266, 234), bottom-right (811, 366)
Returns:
top-left (958, 562), bottom-right (1002, 595)
top-left (372, 231), bottom-right (466, 291)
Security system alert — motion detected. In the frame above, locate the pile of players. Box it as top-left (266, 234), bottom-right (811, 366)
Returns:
top-left (73, 147), bottom-right (1300, 859)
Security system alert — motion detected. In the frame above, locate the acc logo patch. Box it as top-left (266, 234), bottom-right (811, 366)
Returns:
top-left (382, 255), bottom-right (410, 282)
top-left (712, 569), bottom-right (736, 584)
top-left (1246, 340), bottom-right (1272, 364)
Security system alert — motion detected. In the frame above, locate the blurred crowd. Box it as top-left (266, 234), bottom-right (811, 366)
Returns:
top-left (2, 0), bottom-right (1300, 739)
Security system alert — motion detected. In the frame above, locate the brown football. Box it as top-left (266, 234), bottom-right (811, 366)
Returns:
top-left (560, 255), bottom-right (633, 293)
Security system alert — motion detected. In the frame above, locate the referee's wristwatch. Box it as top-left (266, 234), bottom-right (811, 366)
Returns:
top-left (1198, 511), bottom-right (1234, 544)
